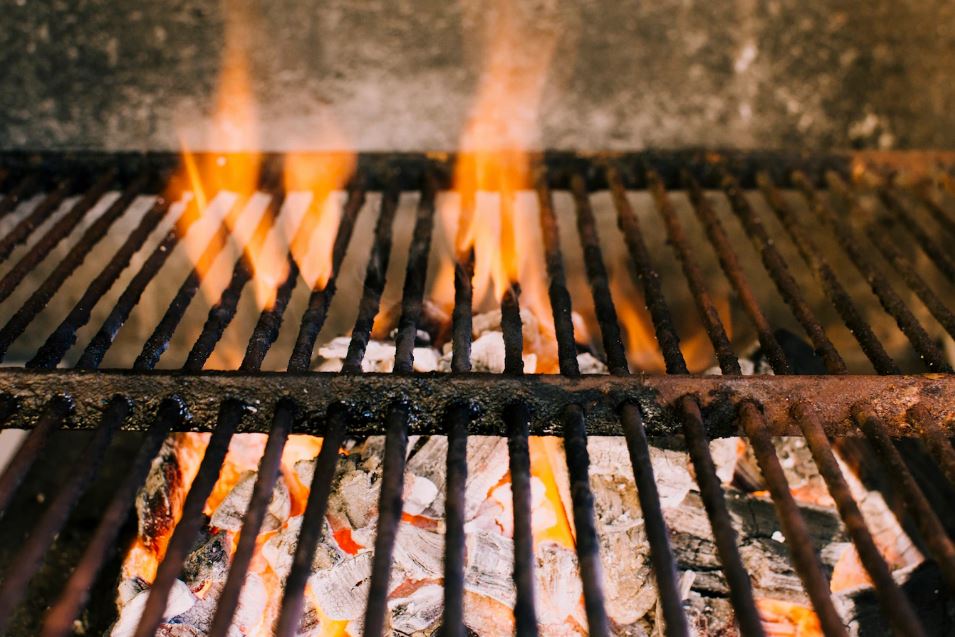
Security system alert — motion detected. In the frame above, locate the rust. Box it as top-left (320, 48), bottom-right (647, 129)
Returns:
top-left (0, 370), bottom-right (952, 437)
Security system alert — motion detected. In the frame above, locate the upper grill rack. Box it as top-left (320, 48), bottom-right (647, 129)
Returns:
top-left (0, 151), bottom-right (951, 637)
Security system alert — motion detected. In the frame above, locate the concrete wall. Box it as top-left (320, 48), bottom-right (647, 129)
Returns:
top-left (2, 0), bottom-right (955, 151)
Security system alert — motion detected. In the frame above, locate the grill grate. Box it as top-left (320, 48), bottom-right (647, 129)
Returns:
top-left (0, 151), bottom-right (951, 636)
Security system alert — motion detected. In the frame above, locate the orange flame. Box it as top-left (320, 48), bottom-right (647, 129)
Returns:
top-left (431, 0), bottom-right (561, 371)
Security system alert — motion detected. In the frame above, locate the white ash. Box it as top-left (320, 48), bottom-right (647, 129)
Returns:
top-left (111, 580), bottom-right (195, 637)
top-left (211, 470), bottom-right (290, 533)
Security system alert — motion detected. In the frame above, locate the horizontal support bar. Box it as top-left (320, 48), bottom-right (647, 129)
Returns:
top-left (0, 149), bottom-right (852, 192)
top-left (0, 370), bottom-right (951, 438)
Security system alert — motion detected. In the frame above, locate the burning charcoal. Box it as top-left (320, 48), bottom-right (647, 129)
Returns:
top-left (463, 591), bottom-right (515, 637)
top-left (535, 541), bottom-right (585, 629)
top-left (231, 572), bottom-right (268, 635)
top-left (155, 625), bottom-right (203, 637)
top-left (262, 515), bottom-right (344, 581)
top-left (393, 523), bottom-right (444, 581)
top-left (136, 438), bottom-right (184, 553)
top-left (182, 525), bottom-right (232, 584)
top-left (464, 437), bottom-right (509, 520)
top-left (315, 336), bottom-right (440, 372)
top-left (401, 474), bottom-right (439, 517)
top-left (110, 579), bottom-right (196, 637)
top-left (116, 575), bottom-right (149, 611)
top-left (576, 352), bottom-right (608, 374)
top-left (405, 436), bottom-right (448, 517)
top-left (308, 551), bottom-right (376, 621)
top-left (210, 470), bottom-right (291, 532)
top-left (388, 583), bottom-right (444, 635)
top-left (464, 531), bottom-right (515, 607)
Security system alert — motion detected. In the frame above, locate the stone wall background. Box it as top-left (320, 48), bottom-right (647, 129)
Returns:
top-left (2, 0), bottom-right (955, 151)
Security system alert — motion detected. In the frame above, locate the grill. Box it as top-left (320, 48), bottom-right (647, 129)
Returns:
top-left (0, 150), bottom-right (953, 637)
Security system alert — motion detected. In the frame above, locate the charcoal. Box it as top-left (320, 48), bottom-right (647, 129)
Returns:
top-left (109, 579), bottom-right (196, 637)
top-left (262, 515), bottom-right (344, 581)
top-left (535, 541), bottom-right (585, 629)
top-left (210, 469), bottom-right (291, 532)
top-left (462, 591), bottom-right (514, 637)
top-left (388, 583), bottom-right (444, 635)
top-left (182, 525), bottom-right (232, 584)
top-left (464, 531), bottom-right (514, 607)
top-left (155, 624), bottom-right (203, 637)
top-left (405, 435), bottom-right (448, 517)
top-left (307, 550), bottom-right (376, 621)
top-left (393, 523), bottom-right (444, 581)
top-left (463, 437), bottom-right (509, 520)
top-left (136, 438), bottom-right (183, 553)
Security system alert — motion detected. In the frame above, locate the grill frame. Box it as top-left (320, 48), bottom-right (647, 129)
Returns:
top-left (0, 150), bottom-right (951, 637)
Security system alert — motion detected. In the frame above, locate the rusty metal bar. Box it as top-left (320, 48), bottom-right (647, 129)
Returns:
top-left (505, 401), bottom-right (538, 637)
top-left (738, 402), bottom-right (848, 637)
top-left (808, 172), bottom-right (950, 372)
top-left (132, 399), bottom-right (246, 637)
top-left (39, 398), bottom-right (186, 637)
top-left (274, 408), bottom-right (346, 637)
top-left (907, 404), bottom-right (955, 487)
top-left (27, 196), bottom-right (173, 368)
top-left (442, 402), bottom-right (469, 637)
top-left (365, 178), bottom-right (435, 637)
top-left (443, 182), bottom-right (475, 635)
top-left (278, 183), bottom-right (398, 636)
top-left (683, 171), bottom-right (790, 374)
top-left (878, 187), bottom-right (955, 285)
top-left (721, 172), bottom-right (847, 374)
top-left (184, 190), bottom-right (286, 371)
top-left (0, 173), bottom-right (41, 219)
top-left (757, 172), bottom-right (899, 374)
top-left (647, 169), bottom-right (740, 374)
top-left (793, 402), bottom-right (926, 637)
top-left (853, 404), bottom-right (955, 593)
top-left (865, 217), bottom-right (955, 342)
top-left (650, 166), bottom-right (846, 635)
top-left (0, 396), bottom-right (72, 518)
top-left (77, 193), bottom-right (206, 369)
top-left (287, 184), bottom-right (367, 370)
top-left (2, 370), bottom-right (955, 438)
top-left (0, 396), bottom-right (131, 636)
top-left (0, 178), bottom-right (151, 360)
top-left (607, 165), bottom-right (685, 372)
top-left (564, 173), bottom-right (687, 635)
top-left (677, 397), bottom-right (766, 637)
top-left (608, 163), bottom-right (764, 636)
top-left (132, 192), bottom-right (249, 370)
top-left (363, 404), bottom-right (411, 637)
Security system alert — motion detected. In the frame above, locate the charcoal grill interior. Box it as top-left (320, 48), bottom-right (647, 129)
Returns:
top-left (0, 150), bottom-right (954, 636)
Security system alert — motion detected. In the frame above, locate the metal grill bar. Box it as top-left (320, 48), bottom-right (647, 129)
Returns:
top-left (0, 177), bottom-right (73, 265)
top-left (683, 172), bottom-right (791, 374)
top-left (758, 172), bottom-right (899, 374)
top-left (607, 165), bottom-right (766, 637)
top-left (879, 187), bottom-right (955, 285)
top-left (0, 175), bottom-right (152, 359)
top-left (651, 171), bottom-right (849, 635)
top-left (853, 405), bottom-right (955, 592)
top-left (365, 177), bottom-right (433, 637)
top-left (0, 172), bottom-right (40, 219)
top-left (815, 172), bottom-right (950, 371)
top-left (721, 172), bottom-right (847, 374)
top-left (793, 402), bottom-right (927, 637)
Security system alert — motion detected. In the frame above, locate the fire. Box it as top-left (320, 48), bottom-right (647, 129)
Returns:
top-left (432, 0), bottom-right (560, 369)
top-left (171, 0), bottom-right (354, 314)
top-left (757, 599), bottom-right (823, 637)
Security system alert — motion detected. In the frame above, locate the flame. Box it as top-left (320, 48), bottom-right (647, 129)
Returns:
top-left (610, 272), bottom-right (665, 372)
top-left (756, 599), bottom-right (823, 637)
top-left (171, 2), bottom-right (355, 314)
top-left (529, 437), bottom-right (576, 547)
top-left (434, 0), bottom-right (558, 364)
